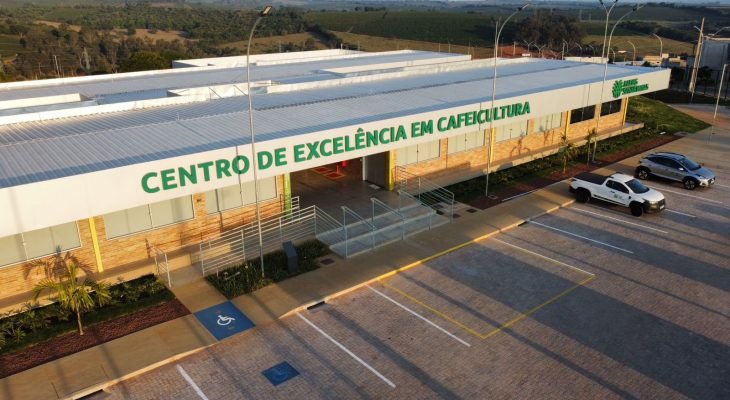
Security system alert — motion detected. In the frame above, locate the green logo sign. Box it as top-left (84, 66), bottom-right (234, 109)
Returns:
top-left (612, 79), bottom-right (649, 98)
top-left (141, 101), bottom-right (532, 193)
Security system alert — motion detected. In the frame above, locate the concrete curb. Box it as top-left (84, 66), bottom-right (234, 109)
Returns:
top-left (280, 190), bottom-right (576, 319)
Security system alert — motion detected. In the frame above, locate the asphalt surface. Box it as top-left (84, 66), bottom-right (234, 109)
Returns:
top-left (94, 166), bottom-right (730, 399)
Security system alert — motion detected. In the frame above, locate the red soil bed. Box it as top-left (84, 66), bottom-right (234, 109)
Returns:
top-left (0, 299), bottom-right (189, 378)
top-left (467, 135), bottom-right (681, 209)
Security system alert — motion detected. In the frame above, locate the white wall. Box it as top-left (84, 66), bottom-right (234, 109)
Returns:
top-left (0, 68), bottom-right (670, 237)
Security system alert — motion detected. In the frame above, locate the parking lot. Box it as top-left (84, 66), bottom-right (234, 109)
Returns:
top-left (95, 169), bottom-right (730, 400)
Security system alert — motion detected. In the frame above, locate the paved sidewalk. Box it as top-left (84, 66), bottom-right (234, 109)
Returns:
top-left (3, 108), bottom-right (724, 399)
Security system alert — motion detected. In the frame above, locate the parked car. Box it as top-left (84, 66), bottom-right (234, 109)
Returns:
top-left (635, 152), bottom-right (716, 190)
top-left (570, 172), bottom-right (665, 217)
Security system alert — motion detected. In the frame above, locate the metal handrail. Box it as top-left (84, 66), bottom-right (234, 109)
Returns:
top-left (398, 190), bottom-right (434, 230)
top-left (342, 206), bottom-right (376, 257)
top-left (151, 245), bottom-right (172, 288)
top-left (371, 197), bottom-right (406, 240)
top-left (395, 166), bottom-right (455, 220)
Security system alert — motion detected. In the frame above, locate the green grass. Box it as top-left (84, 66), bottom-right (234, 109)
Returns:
top-left (207, 240), bottom-right (331, 299)
top-left (305, 11), bottom-right (502, 46)
top-left (626, 95), bottom-right (710, 133)
top-left (0, 34), bottom-right (24, 55)
top-left (0, 274), bottom-right (174, 355)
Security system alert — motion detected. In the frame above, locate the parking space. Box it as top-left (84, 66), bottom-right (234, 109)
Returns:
top-left (97, 166), bottom-right (730, 400)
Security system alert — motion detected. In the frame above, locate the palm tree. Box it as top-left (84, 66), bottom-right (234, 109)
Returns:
top-left (559, 132), bottom-right (576, 174)
top-left (33, 260), bottom-right (111, 335)
top-left (585, 128), bottom-right (597, 166)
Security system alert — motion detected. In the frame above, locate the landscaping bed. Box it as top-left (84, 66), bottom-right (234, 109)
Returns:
top-left (207, 240), bottom-right (331, 298)
top-left (446, 95), bottom-right (710, 209)
top-left (0, 274), bottom-right (188, 378)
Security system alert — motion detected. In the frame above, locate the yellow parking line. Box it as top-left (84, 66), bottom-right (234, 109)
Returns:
top-left (378, 239), bottom-right (597, 340)
top-left (479, 275), bottom-right (595, 339)
top-left (378, 280), bottom-right (485, 338)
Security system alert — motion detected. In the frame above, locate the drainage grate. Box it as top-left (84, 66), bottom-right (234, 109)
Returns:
top-left (466, 208), bottom-right (478, 213)
top-left (320, 258), bottom-right (335, 265)
top-left (453, 214), bottom-right (461, 219)
top-left (307, 300), bottom-right (326, 310)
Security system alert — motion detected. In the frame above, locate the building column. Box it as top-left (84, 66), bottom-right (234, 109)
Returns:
top-left (622, 98), bottom-right (630, 126)
top-left (387, 151), bottom-right (397, 191)
top-left (283, 173), bottom-right (292, 214)
top-left (87, 217), bottom-right (104, 273)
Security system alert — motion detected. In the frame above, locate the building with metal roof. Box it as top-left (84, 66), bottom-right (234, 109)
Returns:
top-left (0, 49), bottom-right (669, 309)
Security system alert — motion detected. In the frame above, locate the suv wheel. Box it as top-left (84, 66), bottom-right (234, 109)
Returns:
top-left (630, 203), bottom-right (644, 217)
top-left (635, 167), bottom-right (650, 180)
top-left (683, 177), bottom-right (698, 190)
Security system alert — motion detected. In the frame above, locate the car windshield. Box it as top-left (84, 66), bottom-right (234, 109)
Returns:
top-left (681, 157), bottom-right (702, 170)
top-left (626, 179), bottom-right (650, 193)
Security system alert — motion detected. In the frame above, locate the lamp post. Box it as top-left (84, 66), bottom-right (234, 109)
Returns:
top-left (651, 34), bottom-right (662, 67)
top-left (246, 5), bottom-right (273, 277)
top-left (690, 25), bottom-right (729, 100)
top-left (626, 40), bottom-right (636, 64)
top-left (592, 4), bottom-right (642, 162)
top-left (598, 0), bottom-right (620, 61)
top-left (710, 63), bottom-right (728, 143)
top-left (485, 3), bottom-right (529, 198)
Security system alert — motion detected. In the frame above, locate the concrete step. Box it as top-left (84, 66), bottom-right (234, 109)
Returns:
top-left (329, 209), bottom-right (449, 258)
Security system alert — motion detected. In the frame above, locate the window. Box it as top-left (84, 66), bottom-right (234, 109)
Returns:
top-left (447, 131), bottom-right (485, 154)
top-left (607, 180), bottom-right (629, 193)
top-left (570, 106), bottom-right (596, 124)
top-left (495, 120), bottom-right (528, 142)
top-left (601, 99), bottom-right (622, 116)
top-left (535, 113), bottom-right (564, 133)
top-left (0, 222), bottom-right (81, 267)
top-left (104, 196), bottom-right (194, 239)
top-left (205, 177), bottom-right (278, 214)
top-left (395, 140), bottom-right (440, 166)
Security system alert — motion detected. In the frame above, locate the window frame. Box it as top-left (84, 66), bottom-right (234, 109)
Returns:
top-left (0, 222), bottom-right (83, 269)
top-left (570, 106), bottom-right (596, 124)
top-left (600, 99), bottom-right (623, 116)
top-left (205, 177), bottom-right (279, 214)
top-left (104, 196), bottom-right (196, 240)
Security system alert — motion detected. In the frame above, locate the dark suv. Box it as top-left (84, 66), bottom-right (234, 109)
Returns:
top-left (636, 152), bottom-right (716, 190)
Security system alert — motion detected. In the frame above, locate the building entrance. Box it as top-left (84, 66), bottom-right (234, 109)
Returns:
top-left (290, 153), bottom-right (396, 217)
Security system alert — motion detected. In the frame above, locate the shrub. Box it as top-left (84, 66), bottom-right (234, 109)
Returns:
top-left (207, 240), bottom-right (330, 299)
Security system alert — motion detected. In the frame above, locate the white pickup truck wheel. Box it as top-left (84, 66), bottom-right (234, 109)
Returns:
top-left (630, 203), bottom-right (644, 217)
top-left (576, 188), bottom-right (590, 203)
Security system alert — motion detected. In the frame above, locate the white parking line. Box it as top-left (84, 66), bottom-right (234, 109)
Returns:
top-left (571, 207), bottom-right (668, 234)
top-left (367, 285), bottom-right (471, 347)
top-left (297, 313), bottom-right (396, 388)
top-left (665, 209), bottom-right (697, 218)
top-left (491, 238), bottom-right (595, 277)
top-left (176, 365), bottom-right (209, 400)
top-left (648, 186), bottom-right (724, 204)
top-left (527, 220), bottom-right (634, 254)
top-left (716, 183), bottom-right (730, 189)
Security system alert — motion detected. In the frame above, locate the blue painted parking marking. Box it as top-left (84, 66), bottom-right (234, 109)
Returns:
top-left (194, 301), bottom-right (254, 340)
top-left (262, 362), bottom-right (300, 386)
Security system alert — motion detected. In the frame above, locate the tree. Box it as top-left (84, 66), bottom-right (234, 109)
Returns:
top-left (559, 132), bottom-right (576, 174)
top-left (585, 128), bottom-right (597, 166)
top-left (33, 257), bottom-right (111, 335)
top-left (120, 51), bottom-right (168, 72)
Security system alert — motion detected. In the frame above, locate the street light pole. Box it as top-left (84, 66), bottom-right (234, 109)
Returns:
top-left (626, 40), bottom-right (636, 64)
top-left (651, 34), bottom-right (663, 67)
top-left (485, 3), bottom-right (529, 198)
top-left (593, 4), bottom-right (642, 162)
top-left (599, 0), bottom-right (620, 61)
top-left (710, 63), bottom-right (728, 143)
top-left (246, 5), bottom-right (273, 277)
top-left (690, 19), bottom-right (705, 102)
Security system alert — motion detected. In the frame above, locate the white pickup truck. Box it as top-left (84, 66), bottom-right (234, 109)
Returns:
top-left (569, 172), bottom-right (666, 216)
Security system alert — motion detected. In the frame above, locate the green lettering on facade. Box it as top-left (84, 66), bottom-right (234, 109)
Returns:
top-left (178, 166), bottom-right (197, 187)
top-left (215, 159), bottom-right (232, 179)
top-left (142, 172), bottom-right (159, 193)
top-left (161, 168), bottom-right (177, 190)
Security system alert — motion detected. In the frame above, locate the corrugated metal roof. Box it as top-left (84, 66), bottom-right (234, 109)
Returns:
top-left (0, 51), bottom-right (463, 103)
top-left (0, 57), bottom-right (657, 189)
